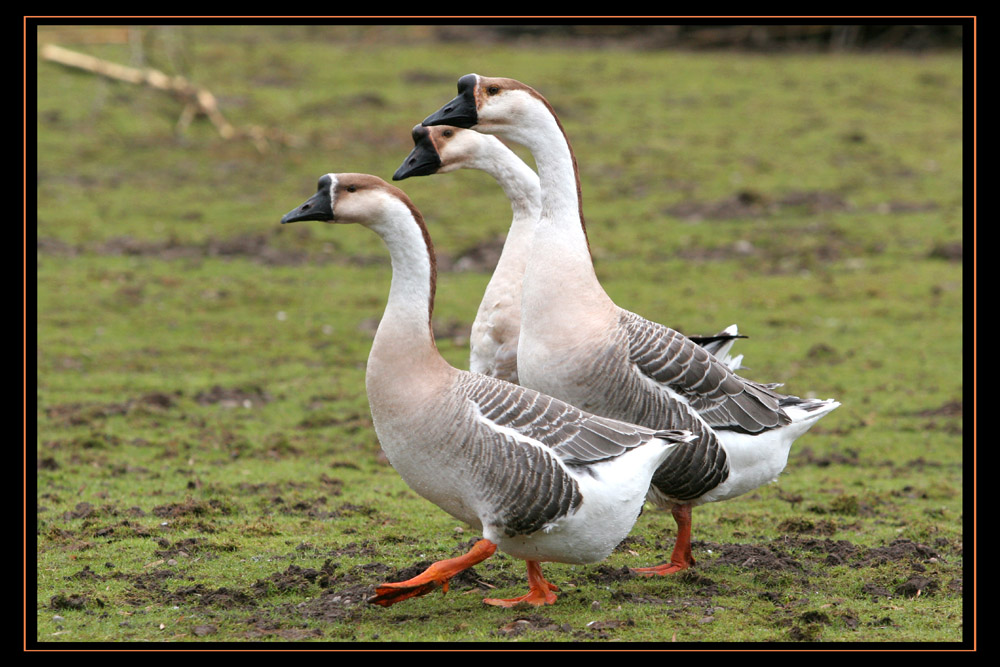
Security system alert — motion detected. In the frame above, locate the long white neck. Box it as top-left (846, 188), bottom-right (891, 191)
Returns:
top-left (496, 98), bottom-right (614, 320)
top-left (470, 140), bottom-right (541, 272)
top-left (364, 202), bottom-right (446, 375)
top-left (476, 144), bottom-right (540, 226)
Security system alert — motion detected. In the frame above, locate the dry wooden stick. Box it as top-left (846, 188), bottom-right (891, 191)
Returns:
top-left (41, 43), bottom-right (300, 152)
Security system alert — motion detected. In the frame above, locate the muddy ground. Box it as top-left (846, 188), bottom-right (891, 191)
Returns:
top-left (38, 379), bottom-right (964, 642)
top-left (45, 515), bottom-right (962, 641)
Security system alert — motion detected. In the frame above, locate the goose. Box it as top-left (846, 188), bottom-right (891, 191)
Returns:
top-left (280, 172), bottom-right (698, 606)
top-left (392, 123), bottom-right (747, 383)
top-left (423, 74), bottom-right (840, 575)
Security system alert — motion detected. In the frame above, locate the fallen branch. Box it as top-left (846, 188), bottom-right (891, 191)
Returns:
top-left (41, 43), bottom-right (299, 152)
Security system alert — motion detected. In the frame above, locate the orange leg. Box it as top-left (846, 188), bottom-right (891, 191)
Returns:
top-left (368, 539), bottom-right (497, 607)
top-left (630, 504), bottom-right (696, 576)
top-left (483, 560), bottom-right (559, 607)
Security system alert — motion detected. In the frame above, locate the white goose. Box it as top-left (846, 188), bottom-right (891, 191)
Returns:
top-left (392, 123), bottom-right (747, 383)
top-left (423, 75), bottom-right (840, 575)
top-left (280, 172), bottom-right (697, 606)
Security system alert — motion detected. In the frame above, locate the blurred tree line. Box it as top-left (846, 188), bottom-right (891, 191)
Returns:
top-left (437, 24), bottom-right (965, 51)
top-left (34, 23), bottom-right (966, 58)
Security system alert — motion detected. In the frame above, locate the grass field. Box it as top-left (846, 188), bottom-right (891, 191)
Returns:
top-left (33, 25), bottom-right (968, 646)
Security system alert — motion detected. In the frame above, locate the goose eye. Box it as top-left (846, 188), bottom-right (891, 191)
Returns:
top-left (486, 85), bottom-right (500, 95)
top-left (346, 184), bottom-right (357, 193)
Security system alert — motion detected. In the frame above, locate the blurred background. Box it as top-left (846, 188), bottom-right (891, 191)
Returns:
top-left (34, 21), bottom-right (966, 390)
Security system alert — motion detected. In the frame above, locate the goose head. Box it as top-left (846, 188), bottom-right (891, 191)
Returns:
top-left (422, 73), bottom-right (546, 145)
top-left (281, 172), bottom-right (417, 230)
top-left (393, 124), bottom-right (506, 180)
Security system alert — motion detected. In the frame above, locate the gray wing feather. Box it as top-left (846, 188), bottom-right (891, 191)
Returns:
top-left (459, 372), bottom-right (658, 465)
top-left (455, 372), bottom-right (730, 525)
top-left (622, 310), bottom-right (791, 433)
top-left (458, 419), bottom-right (581, 536)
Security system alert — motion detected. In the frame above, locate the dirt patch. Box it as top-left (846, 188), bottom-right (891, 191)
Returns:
top-left (44, 392), bottom-right (179, 426)
top-left (441, 234), bottom-right (507, 273)
top-left (585, 564), bottom-right (634, 584)
top-left (854, 538), bottom-right (940, 567)
top-left (59, 502), bottom-right (98, 521)
top-left (293, 583), bottom-right (373, 623)
top-left (152, 498), bottom-right (234, 519)
top-left (928, 241), bottom-right (963, 262)
top-left (94, 520), bottom-right (152, 542)
top-left (253, 562), bottom-right (337, 594)
top-left (240, 621), bottom-right (324, 641)
top-left (66, 565), bottom-right (104, 582)
top-left (49, 593), bottom-right (98, 611)
top-left (169, 584), bottom-right (259, 609)
top-left (107, 232), bottom-right (310, 266)
top-left (894, 575), bottom-right (939, 598)
top-left (666, 188), bottom-right (939, 223)
top-left (495, 614), bottom-right (571, 637)
top-left (907, 400), bottom-right (962, 418)
top-left (794, 445), bottom-right (863, 467)
top-left (152, 536), bottom-right (236, 559)
top-left (194, 384), bottom-right (272, 408)
top-left (325, 540), bottom-right (386, 560)
top-left (667, 188), bottom-right (854, 222)
top-left (37, 228), bottom-right (493, 273)
top-left (775, 517), bottom-right (839, 536)
top-left (711, 542), bottom-right (805, 572)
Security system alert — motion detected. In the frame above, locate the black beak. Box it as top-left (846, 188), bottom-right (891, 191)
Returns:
top-left (281, 186), bottom-right (334, 224)
top-left (422, 73), bottom-right (479, 129)
top-left (393, 125), bottom-right (442, 180)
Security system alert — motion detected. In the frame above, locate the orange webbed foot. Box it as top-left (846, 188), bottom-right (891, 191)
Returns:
top-left (367, 539), bottom-right (497, 607)
top-left (483, 560), bottom-right (558, 607)
top-left (629, 560), bottom-right (692, 577)
top-left (632, 504), bottom-right (697, 576)
top-left (368, 576), bottom-right (453, 607)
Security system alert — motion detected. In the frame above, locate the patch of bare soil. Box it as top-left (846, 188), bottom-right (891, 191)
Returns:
top-left (294, 584), bottom-right (373, 623)
top-left (775, 517), bottom-right (839, 536)
top-left (38, 231), bottom-right (313, 266)
top-left (440, 234), bottom-right (507, 273)
top-left (254, 562), bottom-right (338, 594)
top-left (667, 189), bottom-right (855, 222)
top-left (495, 614), bottom-right (571, 637)
top-left (169, 583), bottom-right (259, 609)
top-left (44, 391), bottom-right (180, 426)
top-left (38, 228), bottom-right (518, 276)
top-left (151, 498), bottom-right (233, 519)
top-left (907, 400), bottom-right (963, 419)
top-left (853, 538), bottom-right (941, 567)
top-left (710, 542), bottom-right (806, 572)
top-left (49, 593), bottom-right (98, 611)
top-left (666, 188), bottom-right (940, 223)
top-left (36, 225), bottom-right (492, 273)
top-left (194, 384), bottom-right (273, 408)
top-left (928, 241), bottom-right (963, 262)
top-left (778, 536), bottom-right (859, 565)
top-left (794, 445), bottom-right (863, 467)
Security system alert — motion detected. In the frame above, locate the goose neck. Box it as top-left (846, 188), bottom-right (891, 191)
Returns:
top-left (365, 204), bottom-right (442, 369)
top-left (477, 150), bottom-right (541, 224)
top-left (496, 108), bottom-right (580, 228)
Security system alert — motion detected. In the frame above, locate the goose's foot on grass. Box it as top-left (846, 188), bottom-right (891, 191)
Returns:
top-left (368, 539), bottom-right (497, 607)
top-left (630, 503), bottom-right (696, 576)
top-left (483, 560), bottom-right (559, 607)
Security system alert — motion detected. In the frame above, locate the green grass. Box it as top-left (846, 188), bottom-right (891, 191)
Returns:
top-left (34, 26), bottom-right (966, 645)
